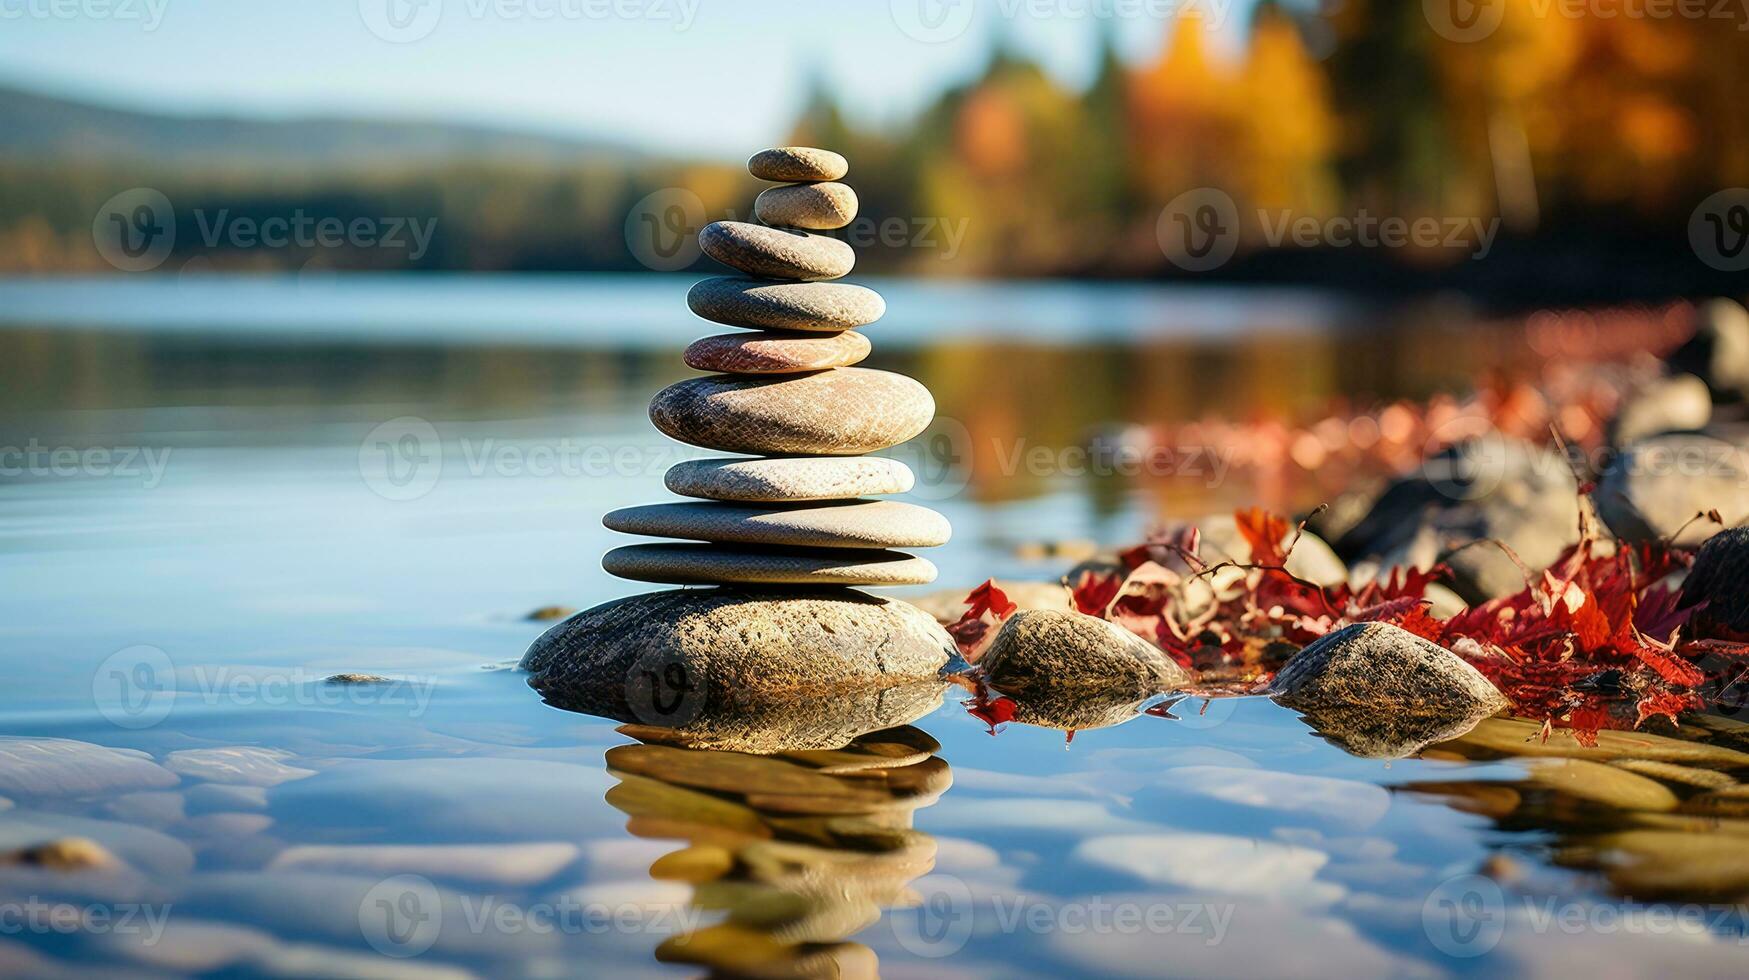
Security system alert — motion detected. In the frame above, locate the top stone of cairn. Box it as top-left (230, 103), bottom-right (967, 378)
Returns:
top-left (748, 146), bottom-right (847, 183)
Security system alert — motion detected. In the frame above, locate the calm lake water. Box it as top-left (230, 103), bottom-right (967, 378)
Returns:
top-left (2, 274), bottom-right (1747, 978)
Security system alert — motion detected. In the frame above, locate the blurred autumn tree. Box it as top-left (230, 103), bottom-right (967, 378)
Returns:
top-left (5, 2), bottom-right (1747, 284)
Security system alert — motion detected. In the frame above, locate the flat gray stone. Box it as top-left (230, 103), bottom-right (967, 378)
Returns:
top-left (521, 589), bottom-right (953, 718)
top-left (689, 277), bottom-right (885, 332)
top-left (980, 610), bottom-right (1192, 694)
top-left (755, 181), bottom-right (858, 230)
top-left (666, 456), bottom-right (915, 502)
top-left (603, 543), bottom-right (937, 585)
top-left (748, 146), bottom-right (848, 182)
top-left (651, 368), bottom-right (933, 456)
top-left (1672, 297), bottom-right (1749, 402)
top-left (1597, 434), bottom-right (1749, 546)
top-left (1610, 373), bottom-right (1712, 446)
top-left (0, 737), bottom-right (178, 799)
top-left (699, 221), bottom-right (854, 281)
top-left (684, 330), bottom-right (869, 374)
top-left (605, 499), bottom-right (950, 549)
top-left (1271, 622), bottom-right (1509, 717)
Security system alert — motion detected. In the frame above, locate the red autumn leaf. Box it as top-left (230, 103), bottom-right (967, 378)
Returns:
top-left (965, 694), bottom-right (1017, 734)
top-left (946, 617), bottom-right (998, 660)
top-left (962, 579), bottom-right (1018, 620)
top-left (1070, 570), bottom-right (1124, 616)
top-left (1635, 691), bottom-right (1698, 728)
top-left (1234, 507), bottom-right (1290, 566)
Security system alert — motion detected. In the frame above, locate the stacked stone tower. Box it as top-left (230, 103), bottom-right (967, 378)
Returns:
top-left (602, 147), bottom-right (950, 586)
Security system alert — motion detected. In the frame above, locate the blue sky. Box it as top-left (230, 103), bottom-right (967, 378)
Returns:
top-left (0, 0), bottom-right (1259, 159)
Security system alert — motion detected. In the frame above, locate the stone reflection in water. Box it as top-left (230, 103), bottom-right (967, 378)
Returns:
top-left (1279, 700), bottom-right (1503, 760)
top-left (600, 723), bottom-right (951, 979)
top-left (1402, 714), bottom-right (1749, 901)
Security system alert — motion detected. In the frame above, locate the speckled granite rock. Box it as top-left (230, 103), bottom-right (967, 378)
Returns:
top-left (1679, 526), bottom-right (1749, 639)
top-left (1271, 622), bottom-right (1508, 716)
top-left (604, 499), bottom-right (951, 549)
top-left (748, 147), bottom-right (848, 183)
top-left (665, 456), bottom-right (915, 502)
top-left (980, 610), bottom-right (1192, 692)
top-left (684, 331), bottom-right (870, 374)
top-left (687, 278), bottom-right (885, 332)
top-left (521, 589), bottom-right (954, 718)
top-left (755, 182), bottom-right (858, 230)
top-left (650, 369), bottom-right (934, 456)
top-left (699, 221), bottom-right (854, 282)
top-left (603, 543), bottom-right (937, 586)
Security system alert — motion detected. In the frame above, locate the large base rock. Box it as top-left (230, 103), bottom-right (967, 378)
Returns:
top-left (522, 589), bottom-right (954, 750)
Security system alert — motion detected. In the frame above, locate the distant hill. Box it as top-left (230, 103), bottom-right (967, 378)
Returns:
top-left (0, 83), bottom-right (643, 169)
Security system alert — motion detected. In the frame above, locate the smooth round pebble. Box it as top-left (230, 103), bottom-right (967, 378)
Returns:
top-left (699, 222), bottom-right (854, 282)
top-left (688, 277), bottom-right (885, 332)
top-left (650, 368), bottom-right (934, 456)
top-left (602, 544), bottom-right (937, 586)
top-left (684, 331), bottom-right (870, 374)
top-left (748, 147), bottom-right (848, 183)
top-left (666, 456), bottom-right (915, 502)
top-left (755, 182), bottom-right (859, 230)
top-left (604, 499), bottom-right (950, 549)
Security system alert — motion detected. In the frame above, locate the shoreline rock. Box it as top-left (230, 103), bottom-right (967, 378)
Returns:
top-left (1271, 622), bottom-right (1508, 718)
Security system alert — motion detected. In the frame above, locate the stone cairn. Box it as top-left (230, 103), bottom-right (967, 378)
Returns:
top-left (601, 146), bottom-right (950, 587)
